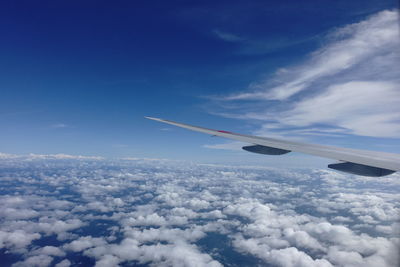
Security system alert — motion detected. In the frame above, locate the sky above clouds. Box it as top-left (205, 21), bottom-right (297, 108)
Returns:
top-left (0, 1), bottom-right (399, 165)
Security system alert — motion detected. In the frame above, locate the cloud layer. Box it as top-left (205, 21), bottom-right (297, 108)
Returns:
top-left (0, 155), bottom-right (399, 266)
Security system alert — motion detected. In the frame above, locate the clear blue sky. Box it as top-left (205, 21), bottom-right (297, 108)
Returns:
top-left (1, 0), bottom-right (399, 165)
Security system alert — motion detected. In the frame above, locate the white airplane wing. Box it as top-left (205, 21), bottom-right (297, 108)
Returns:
top-left (145, 117), bottom-right (399, 177)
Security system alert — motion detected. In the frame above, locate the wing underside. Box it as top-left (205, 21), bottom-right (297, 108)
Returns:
top-left (145, 117), bottom-right (399, 177)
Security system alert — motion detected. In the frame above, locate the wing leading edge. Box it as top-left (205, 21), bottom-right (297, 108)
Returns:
top-left (145, 117), bottom-right (399, 177)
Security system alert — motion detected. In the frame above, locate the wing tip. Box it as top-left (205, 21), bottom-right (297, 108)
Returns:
top-left (145, 116), bottom-right (162, 121)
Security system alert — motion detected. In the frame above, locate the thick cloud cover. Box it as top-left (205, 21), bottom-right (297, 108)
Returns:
top-left (0, 154), bottom-right (399, 266)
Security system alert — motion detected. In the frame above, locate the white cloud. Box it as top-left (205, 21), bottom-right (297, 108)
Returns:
top-left (214, 10), bottom-right (400, 138)
top-left (279, 81), bottom-right (400, 137)
top-left (95, 254), bottom-right (120, 267)
top-left (0, 152), bottom-right (104, 160)
top-left (64, 236), bottom-right (106, 252)
top-left (0, 152), bottom-right (19, 159)
top-left (268, 247), bottom-right (333, 267)
top-left (38, 219), bottom-right (85, 236)
top-left (226, 10), bottom-right (399, 101)
top-left (0, 157), bottom-right (399, 266)
top-left (109, 239), bottom-right (222, 267)
top-left (0, 230), bottom-right (41, 250)
top-left (54, 259), bottom-right (71, 267)
top-left (12, 255), bottom-right (54, 267)
top-left (124, 227), bottom-right (206, 244)
top-left (123, 213), bottom-right (167, 227)
top-left (30, 246), bottom-right (66, 258)
top-left (27, 153), bottom-right (104, 160)
top-left (0, 207), bottom-right (39, 220)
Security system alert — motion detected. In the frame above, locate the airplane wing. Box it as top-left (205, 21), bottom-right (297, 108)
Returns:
top-left (145, 117), bottom-right (399, 177)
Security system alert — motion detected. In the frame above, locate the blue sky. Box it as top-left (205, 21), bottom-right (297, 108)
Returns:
top-left (1, 0), bottom-right (399, 166)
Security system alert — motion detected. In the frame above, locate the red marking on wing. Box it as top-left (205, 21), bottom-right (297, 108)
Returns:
top-left (217, 130), bottom-right (232, 134)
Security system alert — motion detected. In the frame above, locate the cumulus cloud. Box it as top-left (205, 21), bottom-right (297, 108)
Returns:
top-left (13, 254), bottom-right (54, 267)
top-left (0, 156), bottom-right (398, 266)
top-left (0, 207), bottom-right (39, 220)
top-left (34, 246), bottom-right (66, 257)
top-left (86, 238), bottom-right (223, 267)
top-left (63, 236), bottom-right (107, 252)
top-left (54, 259), bottom-right (71, 267)
top-left (38, 219), bottom-right (85, 236)
top-left (0, 230), bottom-right (40, 250)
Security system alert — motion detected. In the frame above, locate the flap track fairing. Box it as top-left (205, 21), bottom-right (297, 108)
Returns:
top-left (242, 145), bottom-right (291, 155)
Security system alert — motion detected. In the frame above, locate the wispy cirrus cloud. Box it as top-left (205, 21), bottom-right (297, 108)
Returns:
top-left (277, 81), bottom-right (400, 137)
top-left (211, 29), bottom-right (315, 55)
top-left (211, 10), bottom-right (400, 139)
top-left (224, 10), bottom-right (399, 101)
top-left (212, 29), bottom-right (244, 42)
